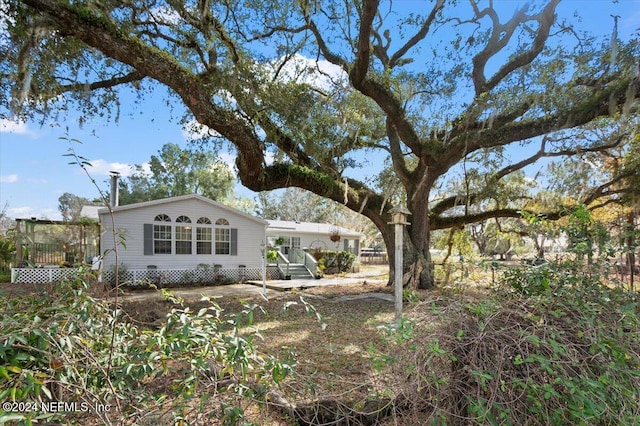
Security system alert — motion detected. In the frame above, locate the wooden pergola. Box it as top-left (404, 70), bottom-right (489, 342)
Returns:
top-left (14, 218), bottom-right (101, 267)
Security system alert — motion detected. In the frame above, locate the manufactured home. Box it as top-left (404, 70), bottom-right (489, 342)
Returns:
top-left (266, 220), bottom-right (361, 257)
top-left (98, 194), bottom-right (268, 284)
top-left (11, 195), bottom-right (364, 284)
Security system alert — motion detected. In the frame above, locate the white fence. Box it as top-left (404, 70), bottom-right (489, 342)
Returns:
top-left (11, 267), bottom-right (83, 284)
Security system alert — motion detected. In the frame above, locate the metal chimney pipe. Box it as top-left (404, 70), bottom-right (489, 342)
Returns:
top-left (109, 171), bottom-right (120, 207)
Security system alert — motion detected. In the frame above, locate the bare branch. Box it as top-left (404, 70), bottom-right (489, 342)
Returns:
top-left (303, 13), bottom-right (349, 71)
top-left (472, 0), bottom-right (560, 95)
top-left (388, 0), bottom-right (444, 68)
top-left (54, 71), bottom-right (146, 94)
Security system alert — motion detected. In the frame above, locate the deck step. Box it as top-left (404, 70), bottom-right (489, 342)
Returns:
top-left (285, 264), bottom-right (314, 279)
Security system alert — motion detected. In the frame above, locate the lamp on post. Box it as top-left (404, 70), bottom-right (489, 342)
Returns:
top-left (388, 206), bottom-right (411, 325)
top-left (259, 242), bottom-right (268, 300)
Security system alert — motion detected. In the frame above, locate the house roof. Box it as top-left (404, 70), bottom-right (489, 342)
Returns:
top-left (266, 220), bottom-right (362, 238)
top-left (97, 194), bottom-right (269, 225)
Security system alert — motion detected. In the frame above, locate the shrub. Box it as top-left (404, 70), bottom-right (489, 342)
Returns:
top-left (379, 265), bottom-right (640, 425)
top-left (313, 250), bottom-right (356, 273)
top-left (0, 270), bottom-right (293, 425)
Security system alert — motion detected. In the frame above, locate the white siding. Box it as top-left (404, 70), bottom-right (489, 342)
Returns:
top-left (265, 220), bottom-right (362, 253)
top-left (100, 197), bottom-right (265, 270)
top-left (267, 232), bottom-right (346, 251)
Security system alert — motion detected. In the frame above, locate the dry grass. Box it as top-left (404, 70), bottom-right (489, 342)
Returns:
top-left (0, 264), bottom-right (497, 425)
top-left (110, 269), bottom-right (405, 424)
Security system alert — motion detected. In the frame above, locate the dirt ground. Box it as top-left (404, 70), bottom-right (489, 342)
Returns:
top-left (0, 264), bottom-right (390, 297)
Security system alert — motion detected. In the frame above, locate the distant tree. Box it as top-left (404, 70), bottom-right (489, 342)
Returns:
top-left (58, 192), bottom-right (94, 221)
top-left (222, 196), bottom-right (257, 215)
top-left (256, 188), bottom-right (381, 247)
top-left (0, 202), bottom-right (14, 236)
top-left (255, 188), bottom-right (339, 223)
top-left (118, 143), bottom-right (234, 205)
top-left (0, 203), bottom-right (16, 268)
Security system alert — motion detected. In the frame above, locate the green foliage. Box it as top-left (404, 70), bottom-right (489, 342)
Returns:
top-left (504, 204), bottom-right (627, 297)
top-left (266, 249), bottom-right (279, 263)
top-left (378, 272), bottom-right (640, 425)
top-left (313, 250), bottom-right (356, 273)
top-left (564, 205), bottom-right (614, 262)
top-left (402, 289), bottom-right (420, 304)
top-left (0, 270), bottom-right (292, 425)
top-left (107, 262), bottom-right (128, 286)
top-left (58, 192), bottom-right (98, 222)
top-left (118, 143), bottom-right (235, 205)
top-left (0, 237), bottom-right (15, 264)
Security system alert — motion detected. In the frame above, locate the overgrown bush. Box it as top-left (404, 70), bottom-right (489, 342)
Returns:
top-left (501, 258), bottom-right (626, 296)
top-left (378, 263), bottom-right (640, 425)
top-left (313, 250), bottom-right (356, 273)
top-left (0, 269), bottom-right (293, 425)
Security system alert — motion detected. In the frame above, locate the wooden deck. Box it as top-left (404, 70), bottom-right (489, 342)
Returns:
top-left (247, 276), bottom-right (385, 291)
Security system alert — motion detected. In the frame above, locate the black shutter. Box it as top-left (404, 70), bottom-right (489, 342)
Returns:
top-left (230, 228), bottom-right (238, 256)
top-left (144, 224), bottom-right (153, 255)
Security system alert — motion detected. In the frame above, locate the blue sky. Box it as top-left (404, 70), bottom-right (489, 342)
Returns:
top-left (1, 0), bottom-right (640, 221)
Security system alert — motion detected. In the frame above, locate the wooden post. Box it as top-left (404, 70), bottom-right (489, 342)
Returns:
top-left (389, 206), bottom-right (411, 325)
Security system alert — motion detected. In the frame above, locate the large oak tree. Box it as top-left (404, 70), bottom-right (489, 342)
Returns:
top-left (2, 0), bottom-right (639, 288)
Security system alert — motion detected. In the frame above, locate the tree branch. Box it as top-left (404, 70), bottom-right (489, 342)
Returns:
top-left (388, 0), bottom-right (444, 68)
top-left (431, 135), bottom-right (626, 217)
top-left (471, 0), bottom-right (560, 95)
top-left (54, 71), bottom-right (146, 94)
top-left (349, 0), bottom-right (379, 85)
top-left (431, 167), bottom-right (637, 230)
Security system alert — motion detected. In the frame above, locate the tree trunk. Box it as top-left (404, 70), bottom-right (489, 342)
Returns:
top-left (383, 220), bottom-right (435, 290)
top-left (404, 235), bottom-right (435, 289)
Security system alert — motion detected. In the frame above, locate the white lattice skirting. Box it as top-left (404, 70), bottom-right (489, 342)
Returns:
top-left (11, 267), bottom-right (84, 284)
top-left (102, 267), bottom-right (266, 286)
top-left (12, 266), bottom-right (281, 285)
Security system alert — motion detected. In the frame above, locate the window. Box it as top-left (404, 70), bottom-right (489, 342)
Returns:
top-left (197, 217), bottom-right (212, 225)
top-left (278, 236), bottom-right (300, 255)
top-left (196, 217), bottom-right (212, 255)
top-left (215, 218), bottom-right (230, 255)
top-left (153, 214), bottom-right (172, 254)
top-left (175, 216), bottom-right (192, 255)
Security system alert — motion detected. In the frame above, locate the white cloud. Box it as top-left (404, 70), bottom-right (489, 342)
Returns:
top-left (149, 5), bottom-right (182, 25)
top-left (181, 119), bottom-right (222, 142)
top-left (219, 152), bottom-right (237, 175)
top-left (81, 159), bottom-right (137, 177)
top-left (7, 206), bottom-right (34, 217)
top-left (0, 174), bottom-right (18, 183)
top-left (270, 54), bottom-right (348, 91)
top-left (0, 118), bottom-right (38, 137)
top-left (5, 205), bottom-right (60, 220)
